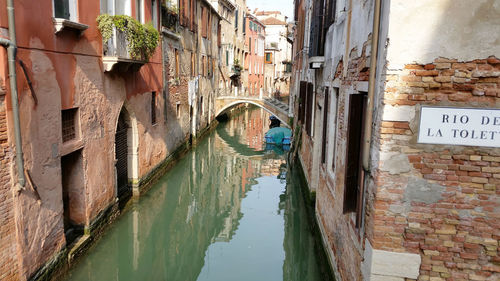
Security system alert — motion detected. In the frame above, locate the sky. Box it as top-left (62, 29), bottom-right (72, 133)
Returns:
top-left (246, 0), bottom-right (294, 22)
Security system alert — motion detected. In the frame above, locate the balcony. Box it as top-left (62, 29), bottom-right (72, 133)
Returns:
top-left (102, 29), bottom-right (146, 72)
top-left (98, 15), bottom-right (159, 73)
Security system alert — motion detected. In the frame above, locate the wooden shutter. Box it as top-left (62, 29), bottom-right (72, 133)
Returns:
top-left (325, 0), bottom-right (336, 26)
top-left (201, 6), bottom-right (207, 38)
top-left (190, 0), bottom-right (196, 32)
top-left (343, 93), bottom-right (367, 223)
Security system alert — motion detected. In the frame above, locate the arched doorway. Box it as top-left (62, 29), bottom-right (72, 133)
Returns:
top-left (115, 109), bottom-right (130, 198)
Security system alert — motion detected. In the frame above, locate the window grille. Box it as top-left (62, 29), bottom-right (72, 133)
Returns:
top-left (62, 108), bottom-right (77, 142)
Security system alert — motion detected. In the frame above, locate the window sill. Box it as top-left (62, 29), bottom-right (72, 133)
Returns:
top-left (53, 18), bottom-right (89, 35)
top-left (61, 139), bottom-right (84, 156)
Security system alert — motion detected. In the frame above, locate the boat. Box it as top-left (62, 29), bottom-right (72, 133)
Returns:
top-left (265, 127), bottom-right (292, 145)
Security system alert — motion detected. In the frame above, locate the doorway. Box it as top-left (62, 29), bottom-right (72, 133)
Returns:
top-left (115, 109), bottom-right (130, 198)
top-left (61, 149), bottom-right (85, 245)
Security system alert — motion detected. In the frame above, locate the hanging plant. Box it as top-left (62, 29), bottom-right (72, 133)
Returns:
top-left (97, 14), bottom-right (160, 61)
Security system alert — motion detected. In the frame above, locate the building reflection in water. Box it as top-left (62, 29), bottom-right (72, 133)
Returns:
top-left (64, 106), bottom-right (332, 281)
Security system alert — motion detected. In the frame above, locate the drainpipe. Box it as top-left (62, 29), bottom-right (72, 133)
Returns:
top-left (1, 0), bottom-right (25, 187)
top-left (362, 0), bottom-right (381, 171)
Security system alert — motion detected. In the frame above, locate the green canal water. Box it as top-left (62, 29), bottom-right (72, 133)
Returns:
top-left (64, 107), bottom-right (333, 281)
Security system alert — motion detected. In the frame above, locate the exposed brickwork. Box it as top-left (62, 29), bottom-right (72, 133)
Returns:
top-left (371, 57), bottom-right (500, 281)
top-left (0, 82), bottom-right (19, 281)
top-left (301, 44), bottom-right (372, 281)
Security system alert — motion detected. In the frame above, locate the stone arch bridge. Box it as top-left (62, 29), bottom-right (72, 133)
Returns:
top-left (215, 95), bottom-right (291, 127)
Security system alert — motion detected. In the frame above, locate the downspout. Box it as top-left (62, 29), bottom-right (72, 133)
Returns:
top-left (1, 0), bottom-right (25, 187)
top-left (362, 0), bottom-right (381, 171)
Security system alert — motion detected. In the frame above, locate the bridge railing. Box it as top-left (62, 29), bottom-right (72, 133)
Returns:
top-left (217, 86), bottom-right (276, 100)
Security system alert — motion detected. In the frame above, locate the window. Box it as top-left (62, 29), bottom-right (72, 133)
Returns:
top-left (174, 49), bottom-right (179, 78)
top-left (218, 22), bottom-right (222, 47)
top-left (235, 9), bottom-right (238, 29)
top-left (325, 0), bottom-right (336, 27)
top-left (135, 0), bottom-right (144, 23)
top-left (248, 38), bottom-right (251, 53)
top-left (151, 0), bottom-right (158, 29)
top-left (321, 88), bottom-right (329, 164)
top-left (53, 0), bottom-right (77, 21)
top-left (226, 50), bottom-right (229, 66)
top-left (305, 82), bottom-right (314, 136)
top-left (242, 13), bottom-right (246, 33)
top-left (176, 102), bottom-right (181, 119)
top-left (255, 39), bottom-right (257, 55)
top-left (309, 0), bottom-right (325, 56)
top-left (200, 96), bottom-right (204, 116)
top-left (265, 52), bottom-right (272, 64)
top-left (332, 89), bottom-right (340, 170)
top-left (249, 61), bottom-right (251, 74)
top-left (343, 92), bottom-right (368, 229)
top-left (151, 92), bottom-right (157, 125)
top-left (61, 108), bottom-right (78, 142)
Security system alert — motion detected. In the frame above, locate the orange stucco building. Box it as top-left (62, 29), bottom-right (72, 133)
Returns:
top-left (244, 13), bottom-right (264, 97)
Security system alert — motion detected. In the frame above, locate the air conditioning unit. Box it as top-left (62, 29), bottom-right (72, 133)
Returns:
top-left (309, 56), bottom-right (325, 69)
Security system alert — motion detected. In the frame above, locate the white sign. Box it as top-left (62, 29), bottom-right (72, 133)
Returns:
top-left (418, 106), bottom-right (500, 148)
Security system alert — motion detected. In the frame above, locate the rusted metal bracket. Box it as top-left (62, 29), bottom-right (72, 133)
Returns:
top-left (18, 60), bottom-right (38, 106)
top-left (25, 169), bottom-right (41, 204)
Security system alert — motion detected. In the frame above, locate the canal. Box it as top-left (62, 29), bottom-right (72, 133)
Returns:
top-left (64, 106), bottom-right (333, 281)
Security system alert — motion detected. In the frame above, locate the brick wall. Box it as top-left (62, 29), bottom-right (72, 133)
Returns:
top-left (371, 57), bottom-right (500, 280)
top-left (0, 82), bottom-right (19, 280)
top-left (311, 44), bottom-right (373, 281)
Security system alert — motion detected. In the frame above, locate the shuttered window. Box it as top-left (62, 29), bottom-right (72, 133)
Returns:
top-left (305, 82), bottom-right (314, 136)
top-left (151, 92), bottom-right (157, 125)
top-left (343, 93), bottom-right (367, 229)
top-left (332, 88), bottom-right (339, 170)
top-left (235, 9), bottom-right (238, 29)
top-left (321, 87), bottom-right (329, 164)
top-left (309, 0), bottom-right (324, 56)
top-left (298, 81), bottom-right (307, 123)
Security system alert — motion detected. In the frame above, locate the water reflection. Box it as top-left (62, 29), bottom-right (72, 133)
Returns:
top-left (64, 106), bottom-right (332, 281)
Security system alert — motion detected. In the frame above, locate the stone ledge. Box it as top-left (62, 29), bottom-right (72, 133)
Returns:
top-left (363, 239), bottom-right (421, 280)
top-left (53, 18), bottom-right (88, 35)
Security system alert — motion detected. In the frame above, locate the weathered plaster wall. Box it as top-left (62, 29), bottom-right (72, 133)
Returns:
top-left (0, 1), bottom-right (167, 279)
top-left (386, 0), bottom-right (500, 68)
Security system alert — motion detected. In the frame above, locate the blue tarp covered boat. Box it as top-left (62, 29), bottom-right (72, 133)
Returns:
top-left (265, 127), bottom-right (292, 145)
